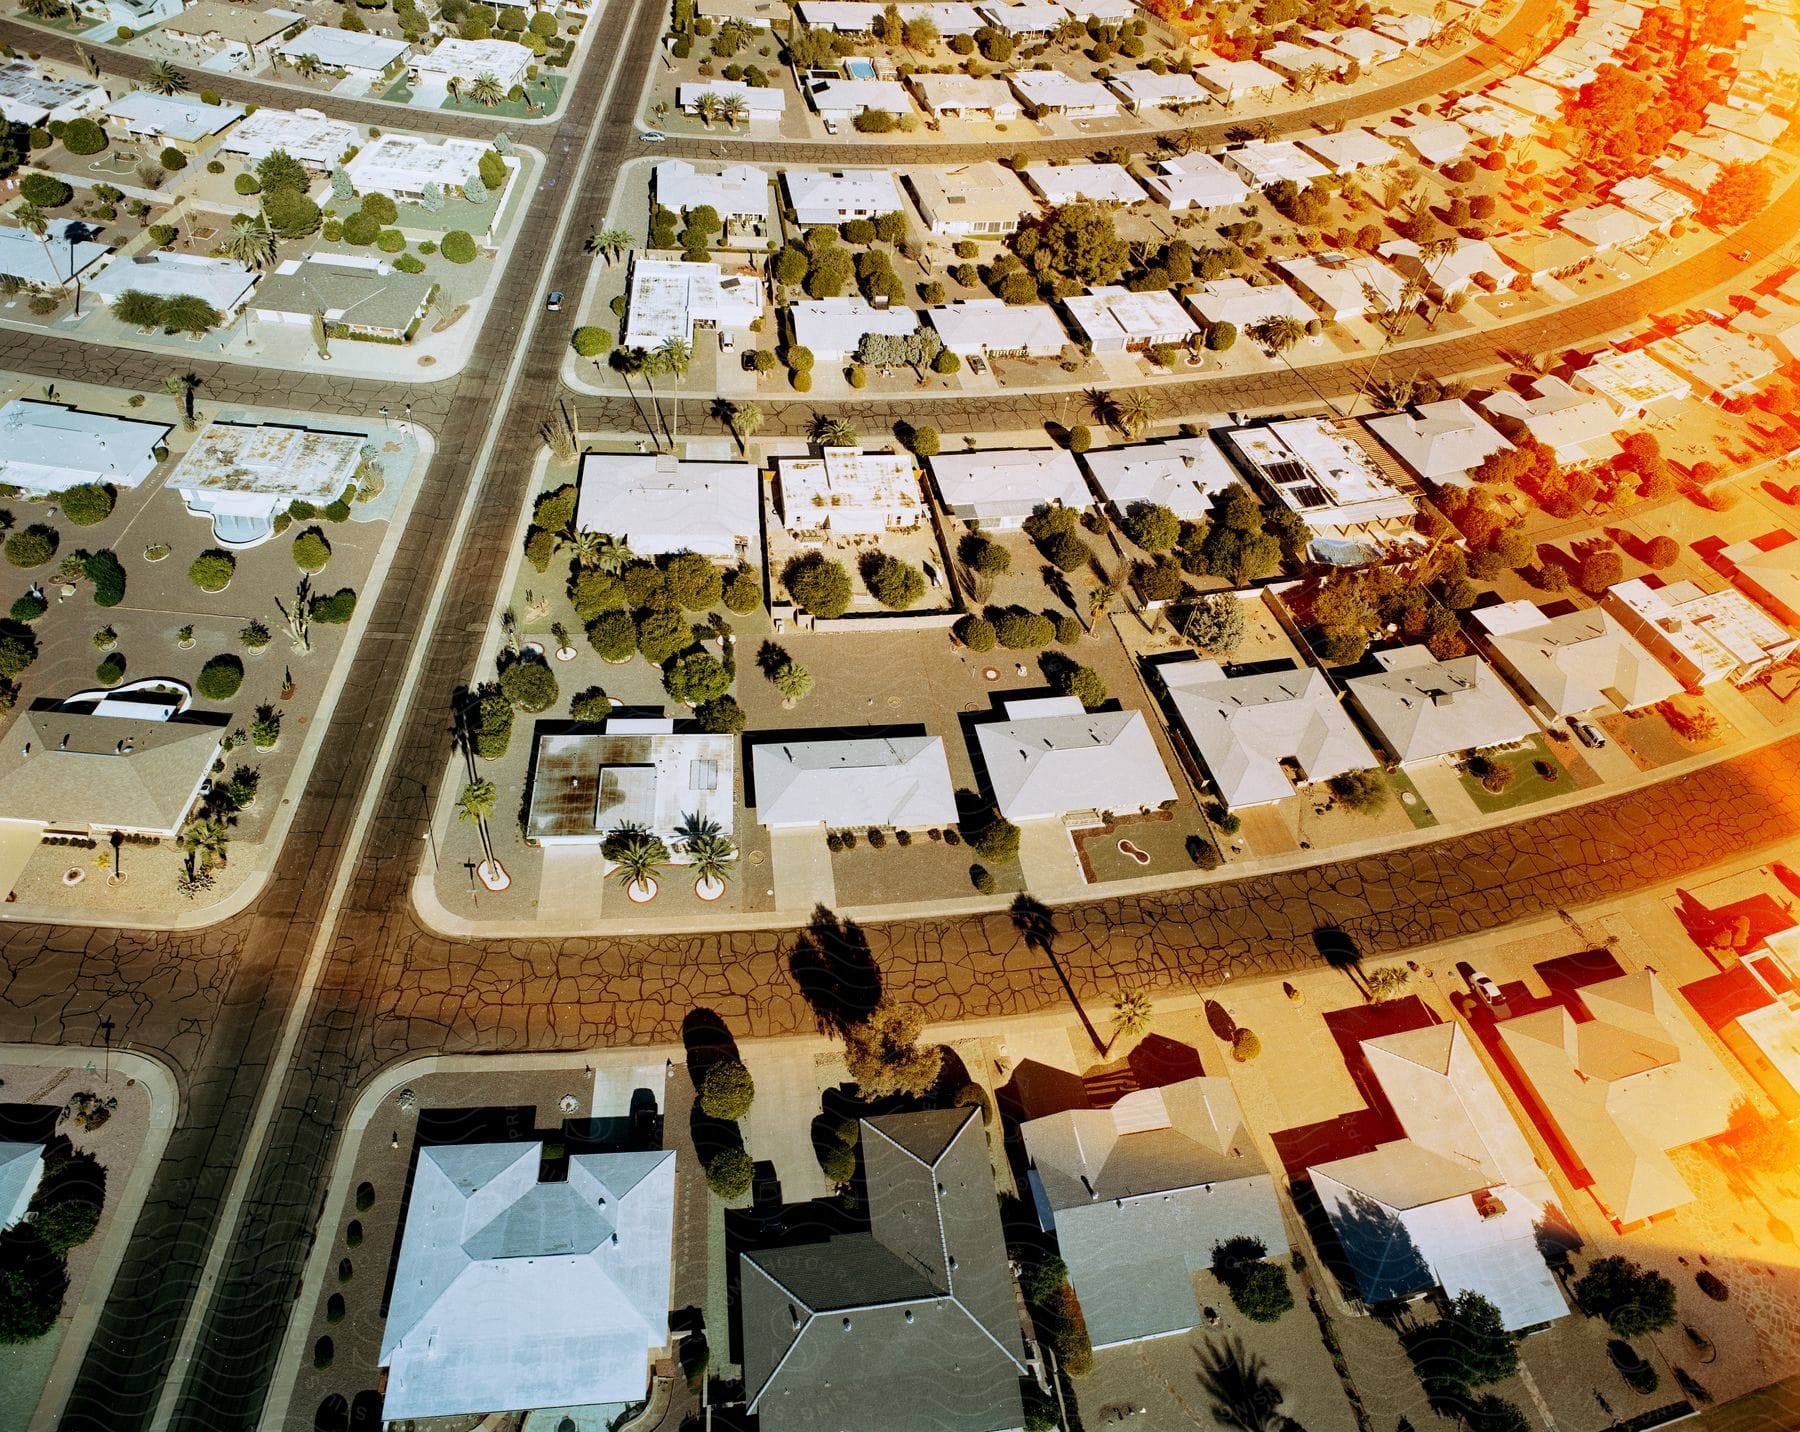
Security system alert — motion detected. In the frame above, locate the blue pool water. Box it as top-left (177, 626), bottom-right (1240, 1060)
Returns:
top-left (845, 57), bottom-right (877, 79)
top-left (1309, 537), bottom-right (1377, 567)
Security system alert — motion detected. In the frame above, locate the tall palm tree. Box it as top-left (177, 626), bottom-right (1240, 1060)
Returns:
top-left (694, 92), bottom-right (720, 128)
top-left (143, 59), bottom-right (184, 96)
top-left (1116, 390), bottom-right (1157, 439)
top-left (14, 202), bottom-right (54, 282)
top-left (469, 71), bottom-right (505, 108)
top-left (178, 815), bottom-right (230, 877)
top-left (223, 215), bottom-right (278, 271)
top-left (656, 336), bottom-right (692, 449)
top-left (718, 93), bottom-right (749, 129)
top-left (1110, 989), bottom-right (1152, 1046)
top-left (293, 52), bottom-right (323, 80)
top-left (456, 778), bottom-right (498, 871)
top-left (687, 832), bottom-right (736, 897)
top-left (1083, 387), bottom-right (1118, 432)
top-left (733, 400), bottom-right (763, 449)
top-left (610, 833), bottom-right (669, 899)
top-left (590, 532), bottom-right (636, 575)
top-left (1299, 61), bottom-right (1330, 94)
top-left (585, 228), bottom-right (632, 265)
top-left (1248, 316), bottom-right (1305, 357)
top-left (559, 527), bottom-right (604, 567)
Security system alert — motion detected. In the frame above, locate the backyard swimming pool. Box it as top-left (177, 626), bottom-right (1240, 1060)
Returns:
top-left (844, 57), bottom-right (878, 79)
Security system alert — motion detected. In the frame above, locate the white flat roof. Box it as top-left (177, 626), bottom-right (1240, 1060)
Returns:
top-left (412, 37), bottom-right (532, 85)
top-left (105, 90), bottom-right (244, 140)
top-left (574, 453), bottom-right (760, 560)
top-left (0, 399), bottom-right (170, 494)
top-left (1080, 435), bottom-right (1241, 519)
top-left (345, 132), bottom-right (490, 194)
top-left (170, 420), bottom-right (363, 501)
top-left (754, 735), bottom-right (957, 828)
top-left (624, 257), bottom-right (762, 348)
top-left (1573, 348), bottom-right (1692, 410)
top-left (1065, 284), bottom-right (1200, 346)
top-left (776, 447), bottom-right (919, 534)
top-left (977, 697), bottom-right (1176, 821)
top-left (1227, 417), bottom-right (1416, 531)
top-left (1224, 140), bottom-right (1330, 188)
top-left (927, 447), bottom-right (1088, 524)
top-left (1027, 163), bottom-right (1146, 206)
top-left (218, 108), bottom-right (356, 165)
top-left (806, 76), bottom-right (912, 115)
top-left (1108, 70), bottom-right (1209, 108)
top-left (274, 27), bottom-right (410, 71)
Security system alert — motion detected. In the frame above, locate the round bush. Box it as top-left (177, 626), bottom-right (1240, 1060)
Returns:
top-left (60, 483), bottom-right (114, 526)
top-left (10, 593), bottom-right (48, 623)
top-left (969, 818), bottom-right (1021, 863)
top-left (699, 1058), bottom-right (755, 1120)
top-left (956, 615), bottom-right (997, 652)
top-left (791, 370), bottom-right (812, 393)
top-left (291, 529), bottom-right (332, 572)
top-left (196, 654), bottom-right (245, 701)
top-left (20, 173), bottom-right (71, 207)
top-left (1068, 424), bottom-right (1092, 453)
top-left (85, 550), bottom-right (126, 607)
top-left (359, 191), bottom-right (398, 225)
top-left (324, 499), bottom-right (352, 523)
top-left (705, 1147), bottom-right (754, 1200)
top-left (61, 118), bottom-right (107, 154)
top-left (588, 609), bottom-right (637, 662)
top-left (1061, 665), bottom-right (1106, 709)
top-left (394, 252), bottom-right (425, 274)
top-left (340, 210), bottom-right (380, 246)
top-left (233, 172), bottom-right (262, 195)
top-left (160, 146), bottom-right (187, 171)
top-left (1231, 1027), bottom-right (1261, 1062)
top-left (819, 1141), bottom-right (856, 1186)
top-left (189, 550), bottom-right (236, 591)
top-left (376, 228), bottom-right (406, 253)
top-left (96, 652), bottom-right (125, 685)
top-left (499, 659), bottom-right (560, 712)
top-left (440, 230), bottom-right (477, 263)
top-left (32, 1198), bottom-right (100, 1255)
top-left (723, 566), bottom-right (761, 613)
top-left (5, 526), bottom-right (57, 568)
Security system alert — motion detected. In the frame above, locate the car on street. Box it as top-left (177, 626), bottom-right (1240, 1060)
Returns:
top-left (1731, 248), bottom-right (1751, 261)
top-left (1572, 718), bottom-right (1607, 749)
top-left (639, 130), bottom-right (665, 143)
top-left (546, 290), bottom-right (563, 312)
top-left (1471, 971), bottom-right (1503, 1002)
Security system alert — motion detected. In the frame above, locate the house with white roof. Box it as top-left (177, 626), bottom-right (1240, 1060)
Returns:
top-left (1731, 302), bottom-right (1800, 366)
top-left (1703, 100), bottom-right (1789, 145)
top-left (410, 37), bottom-right (533, 94)
top-left (103, 91), bottom-right (244, 147)
top-left (1383, 116), bottom-right (1473, 165)
top-left (1081, 435), bottom-right (1241, 521)
top-left (1225, 418), bottom-right (1418, 543)
top-left (654, 159), bottom-right (771, 228)
top-left (975, 695), bottom-right (1176, 822)
top-left (1651, 151), bottom-right (1720, 198)
top-left (1496, 972), bottom-right (1737, 1230)
top-left (1107, 69), bottom-right (1209, 114)
top-left (0, 1145), bottom-right (43, 1232)
top-left (1610, 175), bottom-right (1695, 229)
top-left (217, 108), bottom-right (357, 168)
top-left (1602, 577), bottom-right (1798, 688)
top-left (1488, 74), bottom-right (1562, 121)
top-left (752, 734), bottom-right (957, 829)
top-left (1307, 25), bottom-right (1404, 67)
top-left (1278, 254), bottom-right (1408, 322)
top-left (1259, 40), bottom-right (1344, 83)
top-left (0, 399), bottom-right (168, 496)
top-left (1028, 162), bottom-right (1146, 207)
top-left (926, 447), bottom-right (1089, 528)
top-left (1222, 140), bottom-right (1330, 190)
top-left (907, 163), bottom-right (1036, 237)
top-left (783, 168), bottom-right (904, 227)
top-left (1184, 276), bottom-right (1316, 332)
top-left (1377, 237), bottom-right (1510, 299)
top-left (698, 0), bottom-right (787, 24)
top-left (378, 1143), bottom-right (676, 1420)
top-left (1298, 128), bottom-right (1405, 174)
top-left (1009, 69), bottom-right (1120, 118)
top-left (0, 62), bottom-right (105, 127)
top-left (1473, 600), bottom-right (1682, 717)
top-left (274, 27), bottom-right (411, 79)
top-left (676, 80), bottom-right (786, 124)
top-left (1645, 324), bottom-right (1779, 401)
top-left (775, 448), bottom-right (922, 536)
top-left (575, 453), bottom-right (760, 562)
top-left (1559, 203), bottom-right (1658, 252)
top-left (1493, 229), bottom-right (1598, 285)
top-left (926, 299), bottom-right (1068, 359)
top-left (1450, 95), bottom-right (1538, 142)
top-left (1158, 658), bottom-right (1372, 808)
top-left (1572, 347), bottom-right (1692, 415)
top-left (345, 133), bottom-right (493, 201)
top-left (1309, 1023), bottom-right (1568, 1329)
top-left (1374, 11), bottom-right (1441, 46)
top-left (171, 420), bottom-right (364, 547)
top-left (525, 719), bottom-right (735, 850)
top-left (804, 75), bottom-right (914, 125)
top-left (1478, 377), bottom-right (1621, 467)
top-left (623, 257), bottom-right (762, 349)
top-left (788, 296), bottom-right (919, 363)
top-left (1064, 285), bottom-right (1200, 353)
top-left (1021, 1079), bottom-right (1287, 1349)
top-left (1141, 153), bottom-right (1249, 211)
top-left (1346, 646), bottom-right (1536, 765)
top-left (0, 688), bottom-right (230, 841)
top-left (1194, 59), bottom-right (1285, 105)
top-left (1672, 125), bottom-right (1769, 169)
top-left (978, 0), bottom-right (1067, 36)
top-left (0, 219), bottom-right (111, 288)
top-left (1366, 399), bottom-right (1512, 486)
top-left (908, 72), bottom-right (1020, 121)
top-left (1717, 531), bottom-right (1800, 628)
top-left (88, 252), bottom-right (259, 320)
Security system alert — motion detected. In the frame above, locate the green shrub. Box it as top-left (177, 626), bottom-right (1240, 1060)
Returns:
top-left (1068, 424), bottom-right (1092, 453)
top-left (310, 588), bottom-right (356, 624)
top-left (968, 818), bottom-right (1021, 863)
top-left (31, 1198), bottom-right (100, 1256)
top-left (500, 659), bottom-right (559, 712)
top-left (160, 145), bottom-right (186, 170)
top-left (85, 550), bottom-right (126, 607)
top-left (1054, 614), bottom-right (1081, 645)
top-left (376, 228), bottom-right (405, 253)
top-left (95, 652), bottom-right (125, 685)
top-left (1231, 1027), bottom-right (1261, 1062)
top-left (588, 609), bottom-right (637, 661)
top-left (291, 528), bottom-right (332, 572)
top-left (473, 687), bottom-right (513, 759)
top-left (635, 605), bottom-right (694, 665)
top-left (59, 484), bottom-right (114, 526)
top-left (20, 174), bottom-right (71, 207)
top-left (972, 864), bottom-right (997, 894)
top-left (956, 615), bottom-right (997, 651)
top-left (524, 526), bottom-right (555, 572)
top-left (324, 499), bottom-right (352, 523)
top-left (359, 191), bottom-right (398, 225)
top-left (783, 554), bottom-right (852, 618)
top-left (6, 524), bottom-right (56, 569)
top-left (570, 687), bottom-right (612, 720)
top-left (205, 159), bottom-right (224, 174)
top-left (62, 118), bottom-right (107, 155)
top-left (1057, 665), bottom-right (1106, 709)
top-left (189, 550), bottom-right (236, 591)
top-left (1575, 1257), bottom-right (1677, 1338)
top-left (864, 553), bottom-right (925, 609)
top-left (1230, 1261), bottom-right (1294, 1322)
top-left (234, 172), bottom-right (262, 195)
top-left (441, 230), bottom-right (477, 263)
top-left (995, 610), bottom-right (1053, 648)
top-left (0, 629), bottom-right (39, 678)
top-left (394, 252), bottom-right (425, 274)
top-left (341, 210), bottom-right (380, 246)
top-left (9, 593), bottom-right (48, 624)
top-left (699, 1059), bottom-right (755, 1120)
top-left (705, 1147), bottom-right (754, 1199)
top-left (723, 565), bottom-right (761, 613)
top-left (664, 551), bottom-right (723, 610)
top-left (663, 649), bottom-right (731, 706)
top-left (240, 619), bottom-right (272, 649)
top-left (1042, 530), bottom-right (1089, 572)
top-left (196, 655), bottom-right (244, 700)
top-left (694, 694), bottom-right (746, 733)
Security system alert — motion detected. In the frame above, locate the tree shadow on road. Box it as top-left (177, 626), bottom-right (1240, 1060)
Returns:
top-left (788, 904), bottom-right (883, 1034)
top-left (1011, 895), bottom-right (1106, 1054)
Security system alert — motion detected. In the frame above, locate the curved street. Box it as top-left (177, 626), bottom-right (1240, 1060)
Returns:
top-left (0, 0), bottom-right (1795, 1427)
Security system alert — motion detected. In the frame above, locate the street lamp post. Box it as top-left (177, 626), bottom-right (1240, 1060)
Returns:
top-left (69, 234), bottom-right (81, 318)
top-left (380, 405), bottom-right (390, 428)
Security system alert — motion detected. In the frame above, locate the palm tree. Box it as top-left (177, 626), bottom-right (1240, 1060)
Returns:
top-left (559, 527), bottom-right (604, 567)
top-left (694, 92), bottom-right (720, 128)
top-left (585, 228), bottom-right (632, 265)
top-left (590, 532), bottom-right (635, 575)
top-left (610, 833), bottom-right (669, 900)
top-left (809, 413), bottom-right (858, 448)
top-left (1087, 582), bottom-right (1115, 627)
top-left (1299, 61), bottom-right (1330, 94)
top-left (292, 52), bottom-right (323, 80)
top-left (687, 831), bottom-right (736, 899)
top-left (178, 815), bottom-right (230, 878)
top-left (456, 778), bottom-right (498, 871)
top-left (163, 372), bottom-right (203, 425)
top-left (639, 346), bottom-right (671, 450)
top-left (14, 202), bottom-right (53, 282)
top-left (656, 336), bottom-right (692, 448)
top-left (734, 401), bottom-right (763, 449)
top-left (223, 215), bottom-right (278, 271)
top-left (774, 660), bottom-right (813, 705)
top-left (1248, 316), bottom-right (1305, 357)
top-left (1083, 387), bottom-right (1118, 431)
top-left (1110, 989), bottom-right (1152, 1046)
top-left (469, 71), bottom-right (505, 108)
top-left (143, 60), bottom-right (184, 96)
top-left (1198, 1337), bottom-right (1286, 1432)
top-left (718, 93), bottom-right (750, 129)
top-left (1116, 391), bottom-right (1157, 439)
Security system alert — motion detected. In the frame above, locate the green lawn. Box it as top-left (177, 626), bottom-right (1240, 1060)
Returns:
top-left (1457, 735), bottom-right (1572, 815)
top-left (383, 74), bottom-right (565, 117)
